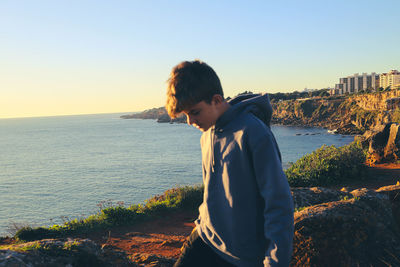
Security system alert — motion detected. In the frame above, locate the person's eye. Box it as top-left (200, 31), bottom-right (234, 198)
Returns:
top-left (191, 110), bottom-right (200, 116)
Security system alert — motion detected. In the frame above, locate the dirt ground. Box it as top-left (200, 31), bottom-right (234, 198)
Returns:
top-left (85, 211), bottom-right (197, 259)
top-left (330, 163), bottom-right (400, 190)
top-left (2, 163), bottom-right (400, 262)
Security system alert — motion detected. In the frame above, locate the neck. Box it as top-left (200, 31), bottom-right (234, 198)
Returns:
top-left (218, 101), bottom-right (231, 117)
top-left (221, 101), bottom-right (231, 115)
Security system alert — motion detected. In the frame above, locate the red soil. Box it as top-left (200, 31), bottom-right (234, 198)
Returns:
top-left (331, 163), bottom-right (400, 190)
top-left (84, 210), bottom-right (197, 259)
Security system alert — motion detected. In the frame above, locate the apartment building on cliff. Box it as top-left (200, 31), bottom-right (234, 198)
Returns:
top-left (331, 72), bottom-right (379, 95)
top-left (380, 70), bottom-right (400, 90)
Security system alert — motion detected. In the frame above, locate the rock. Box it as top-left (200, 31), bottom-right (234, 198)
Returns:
top-left (0, 238), bottom-right (136, 267)
top-left (160, 240), bottom-right (183, 248)
top-left (0, 250), bottom-right (30, 267)
top-left (120, 107), bottom-right (186, 123)
top-left (130, 253), bottom-right (176, 267)
top-left (367, 123), bottom-right (400, 164)
top-left (376, 184), bottom-right (400, 230)
top-left (384, 123), bottom-right (400, 161)
top-left (349, 188), bottom-right (378, 199)
top-left (292, 194), bottom-right (400, 266)
top-left (156, 113), bottom-right (172, 123)
top-left (291, 187), bottom-right (352, 210)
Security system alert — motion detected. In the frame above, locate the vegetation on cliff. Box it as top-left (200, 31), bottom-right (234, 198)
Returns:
top-left (285, 141), bottom-right (367, 187)
top-left (14, 185), bottom-right (203, 242)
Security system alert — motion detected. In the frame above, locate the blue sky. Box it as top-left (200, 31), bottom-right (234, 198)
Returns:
top-left (1, 0), bottom-right (399, 118)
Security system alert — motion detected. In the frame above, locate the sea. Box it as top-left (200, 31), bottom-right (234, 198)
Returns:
top-left (0, 113), bottom-right (354, 236)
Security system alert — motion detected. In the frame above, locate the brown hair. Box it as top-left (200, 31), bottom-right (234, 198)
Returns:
top-left (166, 60), bottom-right (223, 118)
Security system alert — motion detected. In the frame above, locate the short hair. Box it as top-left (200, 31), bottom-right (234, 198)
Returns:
top-left (166, 60), bottom-right (224, 118)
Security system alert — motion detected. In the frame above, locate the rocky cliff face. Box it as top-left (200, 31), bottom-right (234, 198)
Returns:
top-left (352, 90), bottom-right (400, 111)
top-left (365, 122), bottom-right (400, 165)
top-left (120, 107), bottom-right (186, 123)
top-left (272, 90), bottom-right (400, 134)
top-left (121, 91), bottom-right (400, 134)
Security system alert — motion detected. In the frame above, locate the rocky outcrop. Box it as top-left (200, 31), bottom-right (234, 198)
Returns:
top-left (120, 108), bottom-right (165, 120)
top-left (121, 107), bottom-right (186, 123)
top-left (122, 91), bottom-right (400, 133)
top-left (291, 187), bottom-right (351, 210)
top-left (352, 90), bottom-right (400, 111)
top-left (272, 90), bottom-right (400, 135)
top-left (365, 123), bottom-right (400, 165)
top-left (291, 185), bottom-right (400, 266)
top-left (130, 253), bottom-right (175, 267)
top-left (0, 238), bottom-right (135, 266)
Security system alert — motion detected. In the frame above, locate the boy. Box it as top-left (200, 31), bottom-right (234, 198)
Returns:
top-left (166, 60), bottom-right (293, 267)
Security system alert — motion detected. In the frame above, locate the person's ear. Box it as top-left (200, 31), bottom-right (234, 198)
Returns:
top-left (211, 94), bottom-right (224, 105)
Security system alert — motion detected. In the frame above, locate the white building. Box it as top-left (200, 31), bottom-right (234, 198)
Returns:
top-left (332, 72), bottom-right (379, 95)
top-left (380, 70), bottom-right (400, 90)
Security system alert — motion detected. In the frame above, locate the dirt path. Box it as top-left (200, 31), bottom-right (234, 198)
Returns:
top-left (84, 210), bottom-right (197, 260)
top-left (330, 163), bottom-right (400, 190)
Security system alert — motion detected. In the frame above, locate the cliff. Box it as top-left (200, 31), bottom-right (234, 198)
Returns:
top-left (121, 90), bottom-right (400, 134)
top-left (121, 107), bottom-right (186, 123)
top-left (272, 90), bottom-right (400, 134)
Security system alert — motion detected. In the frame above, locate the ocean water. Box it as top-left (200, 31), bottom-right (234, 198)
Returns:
top-left (0, 113), bottom-right (353, 236)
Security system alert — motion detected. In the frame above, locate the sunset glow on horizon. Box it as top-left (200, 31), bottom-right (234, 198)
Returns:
top-left (1, 0), bottom-right (399, 119)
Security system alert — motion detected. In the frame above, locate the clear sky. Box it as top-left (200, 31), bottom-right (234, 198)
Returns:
top-left (1, 0), bottom-right (399, 118)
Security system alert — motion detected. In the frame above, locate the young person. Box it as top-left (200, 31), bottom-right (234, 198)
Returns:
top-left (166, 60), bottom-right (294, 267)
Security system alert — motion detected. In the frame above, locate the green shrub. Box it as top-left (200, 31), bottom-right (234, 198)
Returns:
top-left (285, 141), bottom-right (367, 187)
top-left (14, 227), bottom-right (58, 241)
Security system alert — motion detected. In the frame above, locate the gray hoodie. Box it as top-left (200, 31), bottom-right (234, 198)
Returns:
top-left (195, 94), bottom-right (294, 267)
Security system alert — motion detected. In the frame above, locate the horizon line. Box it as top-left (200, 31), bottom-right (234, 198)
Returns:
top-left (0, 111), bottom-right (141, 120)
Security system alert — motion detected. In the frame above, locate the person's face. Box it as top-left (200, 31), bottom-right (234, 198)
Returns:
top-left (183, 100), bottom-right (220, 132)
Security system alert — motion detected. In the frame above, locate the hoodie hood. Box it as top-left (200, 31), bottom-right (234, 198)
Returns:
top-left (215, 93), bottom-right (273, 130)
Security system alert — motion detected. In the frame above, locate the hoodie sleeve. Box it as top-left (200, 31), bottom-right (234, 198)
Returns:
top-left (249, 124), bottom-right (294, 267)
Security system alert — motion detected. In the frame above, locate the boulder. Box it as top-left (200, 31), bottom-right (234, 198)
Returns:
top-left (0, 238), bottom-right (136, 267)
top-left (376, 184), bottom-right (400, 229)
top-left (291, 187), bottom-right (352, 210)
top-left (156, 113), bottom-right (172, 123)
top-left (130, 253), bottom-right (176, 267)
top-left (291, 186), bottom-right (400, 266)
top-left (366, 123), bottom-right (400, 164)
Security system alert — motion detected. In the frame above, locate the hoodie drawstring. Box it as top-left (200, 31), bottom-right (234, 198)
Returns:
top-left (211, 126), bottom-right (215, 173)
